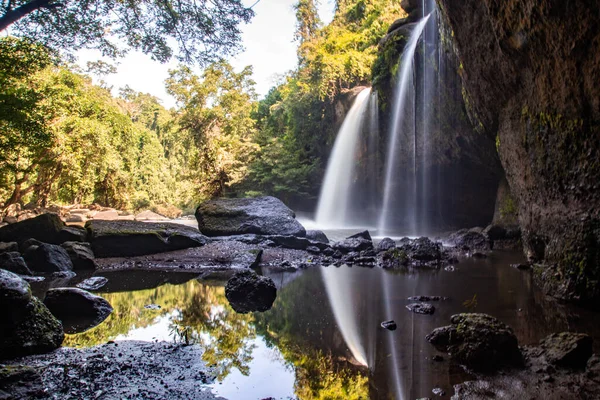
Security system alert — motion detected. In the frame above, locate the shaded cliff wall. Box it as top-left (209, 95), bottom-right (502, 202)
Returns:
top-left (438, 0), bottom-right (600, 306)
top-left (372, 6), bottom-right (503, 232)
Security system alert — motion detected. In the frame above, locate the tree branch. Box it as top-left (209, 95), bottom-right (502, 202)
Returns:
top-left (0, 0), bottom-right (63, 31)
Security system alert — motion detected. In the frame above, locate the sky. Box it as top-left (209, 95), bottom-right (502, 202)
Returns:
top-left (76, 0), bottom-right (336, 109)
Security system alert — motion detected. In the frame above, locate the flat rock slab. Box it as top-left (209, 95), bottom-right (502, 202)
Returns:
top-left (95, 240), bottom-right (323, 272)
top-left (195, 196), bottom-right (306, 237)
top-left (406, 303), bottom-right (436, 314)
top-left (87, 220), bottom-right (209, 258)
top-left (4, 341), bottom-right (221, 400)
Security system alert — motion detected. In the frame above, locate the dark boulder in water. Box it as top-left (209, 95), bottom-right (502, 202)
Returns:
top-left (225, 270), bottom-right (277, 314)
top-left (76, 276), bottom-right (108, 291)
top-left (426, 313), bottom-right (522, 371)
top-left (61, 241), bottom-right (98, 270)
top-left (44, 287), bottom-right (113, 334)
top-left (195, 196), bottom-right (306, 237)
top-left (332, 231), bottom-right (374, 254)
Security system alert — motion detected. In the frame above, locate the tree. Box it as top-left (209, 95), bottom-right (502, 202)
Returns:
top-left (165, 61), bottom-right (258, 199)
top-left (294, 0), bottom-right (320, 44)
top-left (0, 0), bottom-right (254, 64)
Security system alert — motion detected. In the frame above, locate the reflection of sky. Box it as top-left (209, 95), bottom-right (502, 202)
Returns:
top-left (209, 337), bottom-right (296, 400)
top-left (112, 308), bottom-right (295, 399)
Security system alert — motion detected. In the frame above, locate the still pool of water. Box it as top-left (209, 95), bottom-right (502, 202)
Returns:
top-left (32, 251), bottom-right (600, 400)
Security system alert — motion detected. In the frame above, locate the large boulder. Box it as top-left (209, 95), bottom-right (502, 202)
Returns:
top-left (60, 242), bottom-right (97, 270)
top-left (438, 0), bottom-right (600, 307)
top-left (86, 220), bottom-right (208, 258)
top-left (0, 252), bottom-right (31, 276)
top-left (195, 196), bottom-right (306, 237)
top-left (24, 243), bottom-right (73, 273)
top-left (0, 270), bottom-right (64, 359)
top-left (0, 213), bottom-right (64, 245)
top-left (225, 270), bottom-right (277, 314)
top-left (44, 288), bottom-right (113, 334)
top-left (426, 313), bottom-right (522, 371)
top-left (447, 229), bottom-right (490, 252)
top-left (377, 237), bottom-right (396, 252)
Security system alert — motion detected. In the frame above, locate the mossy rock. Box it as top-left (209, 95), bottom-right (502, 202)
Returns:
top-left (1, 271), bottom-right (64, 360)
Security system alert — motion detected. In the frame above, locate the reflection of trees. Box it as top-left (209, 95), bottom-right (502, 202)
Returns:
top-left (255, 269), bottom-right (369, 400)
top-left (173, 285), bottom-right (256, 380)
top-left (64, 281), bottom-right (257, 381)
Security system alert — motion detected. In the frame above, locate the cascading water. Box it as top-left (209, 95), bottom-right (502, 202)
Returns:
top-left (378, 14), bottom-right (432, 236)
top-left (315, 87), bottom-right (372, 228)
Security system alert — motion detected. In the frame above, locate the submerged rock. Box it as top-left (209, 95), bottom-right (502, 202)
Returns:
top-left (44, 287), bottom-right (113, 334)
top-left (539, 332), bottom-right (593, 369)
top-left (225, 270), bottom-right (277, 314)
top-left (377, 237), bottom-right (396, 252)
top-left (195, 196), bottom-right (305, 237)
top-left (24, 243), bottom-right (73, 273)
top-left (61, 241), bottom-right (97, 270)
top-left (381, 320), bottom-right (397, 330)
top-left (406, 303), bottom-right (435, 315)
top-left (76, 276), bottom-right (108, 291)
top-left (426, 313), bottom-right (522, 371)
top-left (0, 270), bottom-right (64, 359)
top-left (0, 252), bottom-right (31, 276)
top-left (87, 220), bottom-right (208, 258)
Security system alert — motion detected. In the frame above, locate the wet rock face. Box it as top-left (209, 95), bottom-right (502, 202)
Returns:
top-left (376, 237), bottom-right (396, 252)
top-left (0, 252), bottom-right (31, 276)
top-left (87, 220), bottom-right (208, 258)
top-left (0, 270), bottom-right (64, 359)
top-left (195, 196), bottom-right (306, 237)
top-left (332, 231), bottom-right (374, 254)
top-left (539, 332), bottom-right (593, 369)
top-left (225, 270), bottom-right (277, 314)
top-left (447, 230), bottom-right (490, 252)
top-left (426, 313), bottom-right (522, 371)
top-left (44, 288), bottom-right (113, 334)
top-left (438, 0), bottom-right (600, 307)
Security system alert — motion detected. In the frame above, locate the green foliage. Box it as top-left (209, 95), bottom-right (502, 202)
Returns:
top-left (240, 0), bottom-right (405, 206)
top-left (1, 0), bottom-right (254, 65)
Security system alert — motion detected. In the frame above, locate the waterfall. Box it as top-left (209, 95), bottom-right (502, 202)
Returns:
top-left (378, 14), bottom-right (432, 236)
top-left (315, 87), bottom-right (372, 228)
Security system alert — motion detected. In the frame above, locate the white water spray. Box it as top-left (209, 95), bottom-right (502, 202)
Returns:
top-left (378, 14), bottom-right (432, 236)
top-left (316, 88), bottom-right (372, 228)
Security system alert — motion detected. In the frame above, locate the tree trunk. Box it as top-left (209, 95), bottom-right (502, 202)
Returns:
top-left (0, 0), bottom-right (58, 32)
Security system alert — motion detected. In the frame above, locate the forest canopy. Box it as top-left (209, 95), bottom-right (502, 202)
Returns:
top-left (0, 0), bottom-right (254, 64)
top-left (0, 0), bottom-right (406, 214)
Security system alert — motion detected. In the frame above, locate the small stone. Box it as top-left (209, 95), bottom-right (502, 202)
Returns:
top-left (542, 375), bottom-right (554, 383)
top-left (145, 304), bottom-right (161, 310)
top-left (406, 303), bottom-right (435, 315)
top-left (511, 263), bottom-right (530, 270)
top-left (444, 265), bottom-right (455, 271)
top-left (432, 387), bottom-right (445, 396)
top-left (381, 320), bottom-right (397, 330)
top-left (408, 295), bottom-right (447, 302)
top-left (432, 355), bottom-right (444, 362)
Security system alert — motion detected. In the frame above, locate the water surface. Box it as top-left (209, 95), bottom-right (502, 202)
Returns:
top-left (33, 251), bottom-right (600, 399)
